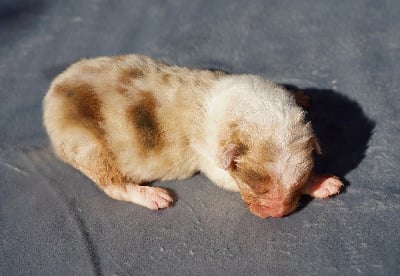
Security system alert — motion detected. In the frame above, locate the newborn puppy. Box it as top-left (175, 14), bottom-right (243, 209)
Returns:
top-left (43, 55), bottom-right (343, 218)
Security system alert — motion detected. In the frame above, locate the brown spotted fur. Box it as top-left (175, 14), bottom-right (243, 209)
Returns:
top-left (43, 54), bottom-right (343, 218)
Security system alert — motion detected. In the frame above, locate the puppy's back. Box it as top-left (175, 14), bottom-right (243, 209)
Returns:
top-left (43, 55), bottom-right (223, 183)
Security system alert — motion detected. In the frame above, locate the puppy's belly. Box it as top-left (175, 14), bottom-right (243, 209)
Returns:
top-left (115, 146), bottom-right (199, 182)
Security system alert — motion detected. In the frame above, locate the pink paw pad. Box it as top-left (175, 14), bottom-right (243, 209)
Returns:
top-left (303, 174), bottom-right (343, 198)
top-left (127, 185), bottom-right (174, 210)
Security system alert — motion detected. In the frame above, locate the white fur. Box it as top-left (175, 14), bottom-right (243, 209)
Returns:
top-left (43, 54), bottom-right (339, 217)
top-left (198, 75), bottom-right (313, 189)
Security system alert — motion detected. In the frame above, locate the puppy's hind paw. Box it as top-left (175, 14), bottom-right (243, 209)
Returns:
top-left (126, 185), bottom-right (174, 210)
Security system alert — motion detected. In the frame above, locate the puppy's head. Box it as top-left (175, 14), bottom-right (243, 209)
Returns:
top-left (210, 75), bottom-right (320, 217)
top-left (218, 122), bottom-right (320, 218)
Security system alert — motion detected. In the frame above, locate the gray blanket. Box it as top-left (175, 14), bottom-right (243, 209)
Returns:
top-left (1, 0), bottom-right (399, 275)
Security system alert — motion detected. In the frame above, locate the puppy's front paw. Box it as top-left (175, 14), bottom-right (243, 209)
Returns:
top-left (302, 174), bottom-right (343, 198)
top-left (126, 185), bottom-right (174, 210)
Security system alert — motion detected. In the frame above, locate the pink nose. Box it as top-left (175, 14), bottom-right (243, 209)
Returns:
top-left (248, 203), bottom-right (289, 218)
top-left (268, 209), bottom-right (286, 218)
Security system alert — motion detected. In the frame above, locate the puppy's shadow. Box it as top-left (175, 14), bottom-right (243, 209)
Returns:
top-left (202, 68), bottom-right (375, 185)
top-left (282, 85), bottom-right (375, 209)
top-left (285, 85), bottom-right (375, 176)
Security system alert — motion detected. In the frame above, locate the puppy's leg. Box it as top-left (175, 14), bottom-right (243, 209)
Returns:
top-left (104, 185), bottom-right (174, 210)
top-left (302, 173), bottom-right (343, 198)
top-left (200, 161), bottom-right (239, 192)
top-left (53, 128), bottom-right (173, 210)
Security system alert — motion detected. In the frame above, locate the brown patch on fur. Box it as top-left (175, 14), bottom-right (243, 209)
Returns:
top-left (161, 73), bottom-right (172, 85)
top-left (260, 143), bottom-right (279, 163)
top-left (75, 147), bottom-right (127, 188)
top-left (62, 140), bottom-right (132, 189)
top-left (224, 124), bottom-right (278, 195)
top-left (117, 86), bottom-right (129, 95)
top-left (234, 166), bottom-right (271, 194)
top-left (230, 126), bottom-right (249, 156)
top-left (127, 92), bottom-right (165, 154)
top-left (117, 67), bottom-right (145, 94)
top-left (221, 123), bottom-right (250, 156)
top-left (53, 81), bottom-right (104, 135)
top-left (51, 81), bottom-right (132, 189)
top-left (119, 67), bottom-right (145, 84)
top-left (231, 144), bottom-right (276, 195)
top-left (236, 142), bottom-right (249, 156)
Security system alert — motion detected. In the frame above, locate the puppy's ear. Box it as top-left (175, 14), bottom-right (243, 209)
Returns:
top-left (311, 135), bottom-right (322, 155)
top-left (219, 143), bottom-right (239, 170)
top-left (292, 91), bottom-right (311, 110)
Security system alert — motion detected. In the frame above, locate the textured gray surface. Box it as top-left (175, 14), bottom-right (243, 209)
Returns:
top-left (1, 0), bottom-right (399, 275)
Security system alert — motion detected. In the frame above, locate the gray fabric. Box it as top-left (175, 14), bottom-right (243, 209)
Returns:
top-left (1, 0), bottom-right (399, 275)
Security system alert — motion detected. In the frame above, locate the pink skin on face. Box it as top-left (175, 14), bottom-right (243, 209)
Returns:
top-left (248, 199), bottom-right (299, 218)
top-left (244, 173), bottom-right (343, 218)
